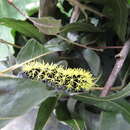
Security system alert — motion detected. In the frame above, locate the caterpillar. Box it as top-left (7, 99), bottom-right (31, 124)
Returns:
top-left (20, 62), bottom-right (95, 92)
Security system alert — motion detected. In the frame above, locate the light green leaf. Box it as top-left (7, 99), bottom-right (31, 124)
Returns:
top-left (65, 119), bottom-right (86, 130)
top-left (0, 0), bottom-right (39, 59)
top-left (0, 0), bottom-right (39, 19)
top-left (0, 26), bottom-right (14, 59)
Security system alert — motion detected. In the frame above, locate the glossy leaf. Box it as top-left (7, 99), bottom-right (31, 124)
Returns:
top-left (73, 84), bottom-right (130, 122)
top-left (82, 48), bottom-right (102, 76)
top-left (0, 77), bottom-right (55, 128)
top-left (17, 39), bottom-right (49, 63)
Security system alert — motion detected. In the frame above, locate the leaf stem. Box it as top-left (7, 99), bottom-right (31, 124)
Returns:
top-left (90, 87), bottom-right (122, 91)
top-left (0, 51), bottom-right (55, 74)
top-left (57, 35), bottom-right (103, 51)
top-left (0, 39), bottom-right (22, 49)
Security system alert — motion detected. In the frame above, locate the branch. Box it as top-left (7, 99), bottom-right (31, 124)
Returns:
top-left (100, 39), bottom-right (130, 97)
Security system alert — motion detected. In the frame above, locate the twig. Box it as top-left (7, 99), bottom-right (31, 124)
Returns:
top-left (58, 35), bottom-right (123, 51)
top-left (100, 39), bottom-right (130, 97)
top-left (95, 46), bottom-right (123, 49)
top-left (91, 87), bottom-right (122, 91)
top-left (57, 35), bottom-right (103, 51)
top-left (0, 51), bottom-right (54, 74)
top-left (67, 0), bottom-right (106, 18)
top-left (67, 3), bottom-right (80, 42)
top-left (70, 5), bottom-right (80, 23)
top-left (0, 73), bottom-right (16, 78)
top-left (8, 0), bottom-right (29, 19)
top-left (0, 39), bottom-right (22, 49)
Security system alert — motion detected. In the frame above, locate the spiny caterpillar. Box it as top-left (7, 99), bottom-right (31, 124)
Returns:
top-left (21, 62), bottom-right (95, 92)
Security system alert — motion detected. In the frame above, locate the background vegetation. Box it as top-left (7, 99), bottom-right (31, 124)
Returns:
top-left (0, 0), bottom-right (130, 130)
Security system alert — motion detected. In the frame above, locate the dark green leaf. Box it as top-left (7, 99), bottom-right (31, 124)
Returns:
top-left (34, 97), bottom-right (57, 130)
top-left (56, 101), bottom-right (72, 121)
top-left (62, 23), bottom-right (102, 33)
top-left (103, 0), bottom-right (128, 41)
top-left (81, 0), bottom-right (128, 40)
top-left (0, 18), bottom-right (45, 43)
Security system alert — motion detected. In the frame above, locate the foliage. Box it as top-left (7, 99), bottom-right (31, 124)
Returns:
top-left (0, 0), bottom-right (130, 130)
